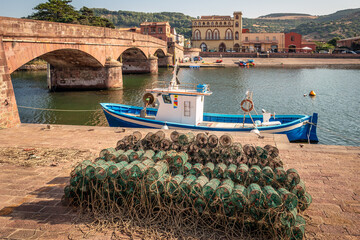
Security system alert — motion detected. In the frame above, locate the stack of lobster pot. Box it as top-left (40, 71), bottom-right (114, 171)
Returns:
top-left (65, 131), bottom-right (311, 240)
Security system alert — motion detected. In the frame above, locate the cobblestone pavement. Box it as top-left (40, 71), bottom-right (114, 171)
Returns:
top-left (0, 124), bottom-right (359, 239)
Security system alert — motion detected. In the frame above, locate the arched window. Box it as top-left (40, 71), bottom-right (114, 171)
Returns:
top-left (225, 29), bottom-right (233, 40)
top-left (228, 22), bottom-right (231, 25)
top-left (194, 30), bottom-right (201, 40)
top-left (234, 44), bottom-right (240, 52)
top-left (219, 22), bottom-right (222, 26)
top-left (202, 22), bottom-right (205, 25)
top-left (206, 29), bottom-right (213, 40)
top-left (211, 22), bottom-right (214, 26)
top-left (235, 22), bottom-right (239, 27)
top-left (215, 22), bottom-right (218, 25)
top-left (200, 43), bottom-right (207, 52)
top-left (235, 31), bottom-right (239, 40)
top-left (236, 15), bottom-right (239, 19)
top-left (193, 22), bottom-right (197, 26)
top-left (207, 22), bottom-right (210, 25)
top-left (213, 29), bottom-right (220, 40)
top-left (224, 22), bottom-right (226, 25)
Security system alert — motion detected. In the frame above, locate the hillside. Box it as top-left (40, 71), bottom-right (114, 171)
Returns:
top-left (92, 8), bottom-right (193, 38)
top-left (290, 10), bottom-right (360, 40)
top-left (92, 8), bottom-right (360, 41)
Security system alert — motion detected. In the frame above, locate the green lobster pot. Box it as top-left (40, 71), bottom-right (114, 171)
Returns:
top-left (163, 150), bottom-right (176, 163)
top-left (150, 173), bottom-right (170, 195)
top-left (129, 149), bottom-right (144, 162)
top-left (191, 176), bottom-right (209, 198)
top-left (167, 175), bottom-right (184, 195)
top-left (222, 199), bottom-right (236, 217)
top-left (216, 179), bottom-right (234, 200)
top-left (189, 163), bottom-right (204, 177)
top-left (99, 147), bottom-right (116, 158)
top-left (299, 192), bottom-right (312, 211)
top-left (121, 150), bottom-right (135, 162)
top-left (262, 166), bottom-right (274, 185)
top-left (249, 206), bottom-right (266, 221)
top-left (256, 146), bottom-right (268, 160)
top-left (95, 164), bottom-right (109, 181)
top-left (248, 165), bottom-right (262, 183)
top-left (180, 174), bottom-right (197, 196)
top-left (247, 183), bottom-right (264, 207)
top-left (172, 152), bottom-right (188, 167)
top-left (201, 162), bottom-right (215, 179)
top-left (130, 162), bottom-right (146, 179)
top-left (280, 208), bottom-right (297, 228)
top-left (288, 215), bottom-right (306, 240)
top-left (70, 175), bottom-right (81, 187)
top-left (141, 159), bottom-right (155, 175)
top-left (64, 185), bottom-right (75, 198)
top-left (107, 164), bottom-right (120, 179)
top-left (94, 157), bottom-right (105, 162)
top-left (120, 160), bottom-right (140, 181)
top-left (153, 151), bottom-right (166, 162)
top-left (106, 150), bottom-right (124, 162)
top-left (95, 159), bottom-right (107, 166)
top-left (262, 186), bottom-right (282, 208)
top-left (235, 164), bottom-right (249, 183)
top-left (184, 162), bottom-right (192, 174)
top-left (203, 178), bottom-right (221, 200)
top-left (226, 164), bottom-right (237, 180)
top-left (140, 150), bottom-right (155, 160)
top-left (178, 132), bottom-right (195, 146)
top-left (286, 168), bottom-right (300, 187)
top-left (274, 167), bottom-right (287, 183)
top-left (214, 163), bottom-right (227, 178)
top-left (230, 184), bottom-right (248, 210)
top-left (291, 180), bottom-right (306, 198)
top-left (147, 160), bottom-right (168, 182)
top-left (277, 188), bottom-right (298, 211)
top-left (85, 164), bottom-right (96, 180)
top-left (194, 197), bottom-right (207, 214)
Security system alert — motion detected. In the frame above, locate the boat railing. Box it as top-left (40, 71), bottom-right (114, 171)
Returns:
top-left (148, 81), bottom-right (211, 93)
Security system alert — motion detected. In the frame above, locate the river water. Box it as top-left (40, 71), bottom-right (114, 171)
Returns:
top-left (11, 67), bottom-right (360, 146)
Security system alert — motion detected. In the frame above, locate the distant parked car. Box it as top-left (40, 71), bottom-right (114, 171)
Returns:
top-left (193, 56), bottom-right (203, 61)
top-left (355, 50), bottom-right (360, 54)
top-left (334, 50), bottom-right (357, 54)
top-left (318, 50), bottom-right (329, 54)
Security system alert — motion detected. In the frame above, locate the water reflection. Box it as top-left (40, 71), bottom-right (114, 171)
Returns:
top-left (11, 67), bottom-right (360, 146)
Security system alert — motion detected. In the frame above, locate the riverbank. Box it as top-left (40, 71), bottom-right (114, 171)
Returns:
top-left (0, 124), bottom-right (359, 239)
top-left (180, 57), bottom-right (360, 68)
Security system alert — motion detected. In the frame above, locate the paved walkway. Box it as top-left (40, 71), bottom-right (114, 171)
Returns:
top-left (0, 124), bottom-right (359, 239)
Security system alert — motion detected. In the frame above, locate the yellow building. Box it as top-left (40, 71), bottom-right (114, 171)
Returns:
top-left (191, 12), bottom-right (243, 52)
top-left (242, 33), bottom-right (285, 53)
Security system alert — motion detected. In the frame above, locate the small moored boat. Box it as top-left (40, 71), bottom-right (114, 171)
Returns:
top-left (101, 66), bottom-right (318, 143)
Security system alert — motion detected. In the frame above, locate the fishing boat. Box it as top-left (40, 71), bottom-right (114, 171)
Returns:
top-left (101, 66), bottom-right (318, 143)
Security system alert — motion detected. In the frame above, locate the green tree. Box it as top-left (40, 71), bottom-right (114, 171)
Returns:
top-left (28, 0), bottom-right (114, 28)
top-left (327, 37), bottom-right (340, 47)
top-left (29, 0), bottom-right (79, 23)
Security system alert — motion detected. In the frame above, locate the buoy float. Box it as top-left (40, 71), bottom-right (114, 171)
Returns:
top-left (309, 90), bottom-right (316, 96)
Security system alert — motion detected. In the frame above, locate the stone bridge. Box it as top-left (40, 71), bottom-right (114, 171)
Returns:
top-left (0, 17), bottom-right (181, 128)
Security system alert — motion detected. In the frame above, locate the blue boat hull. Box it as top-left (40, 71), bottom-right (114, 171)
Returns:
top-left (101, 103), bottom-right (318, 143)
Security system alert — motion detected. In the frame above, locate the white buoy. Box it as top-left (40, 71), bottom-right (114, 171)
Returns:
top-left (251, 128), bottom-right (264, 139)
top-left (162, 122), bottom-right (169, 130)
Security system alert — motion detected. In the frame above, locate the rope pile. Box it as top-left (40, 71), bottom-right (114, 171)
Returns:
top-left (65, 131), bottom-right (311, 239)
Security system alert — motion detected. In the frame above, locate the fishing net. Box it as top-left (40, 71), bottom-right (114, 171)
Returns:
top-left (65, 131), bottom-right (312, 240)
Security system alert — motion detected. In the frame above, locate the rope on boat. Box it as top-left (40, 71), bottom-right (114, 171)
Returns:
top-left (306, 122), bottom-right (360, 144)
top-left (18, 105), bottom-right (100, 112)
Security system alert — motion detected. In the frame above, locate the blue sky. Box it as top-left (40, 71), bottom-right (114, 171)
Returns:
top-left (0, 0), bottom-right (359, 18)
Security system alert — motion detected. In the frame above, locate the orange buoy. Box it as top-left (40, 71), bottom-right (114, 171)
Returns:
top-left (309, 90), bottom-right (316, 96)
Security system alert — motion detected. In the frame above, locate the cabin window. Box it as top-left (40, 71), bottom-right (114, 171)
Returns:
top-left (162, 95), bottom-right (172, 104)
top-left (184, 101), bottom-right (191, 117)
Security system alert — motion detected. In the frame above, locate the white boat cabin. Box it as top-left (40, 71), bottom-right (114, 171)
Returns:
top-left (145, 82), bottom-right (212, 126)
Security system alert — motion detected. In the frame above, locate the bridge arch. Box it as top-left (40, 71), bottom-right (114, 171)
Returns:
top-left (5, 42), bottom-right (105, 74)
top-left (119, 47), bottom-right (158, 74)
